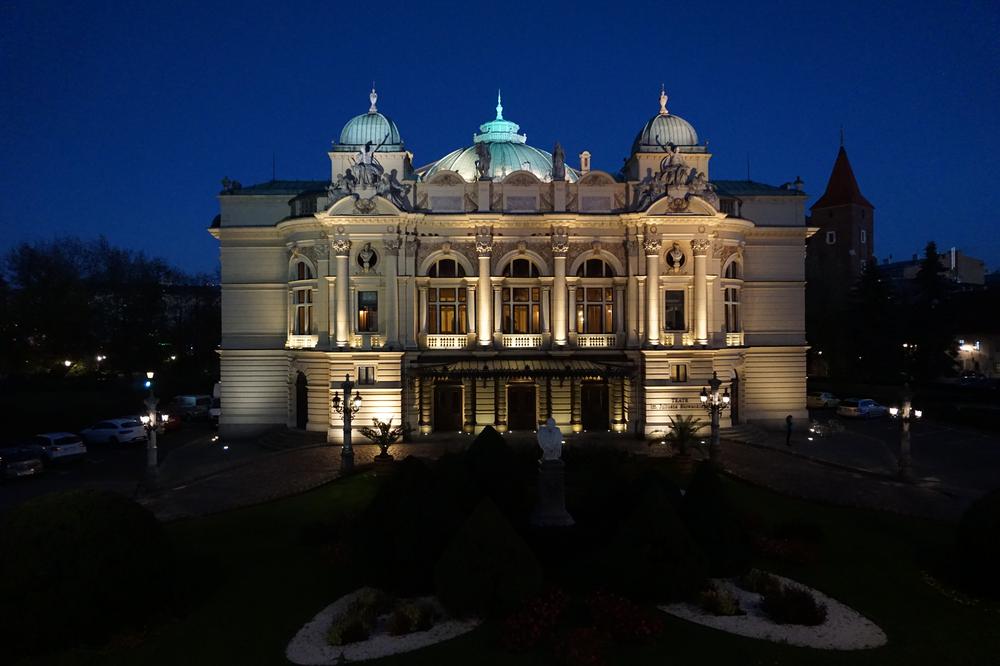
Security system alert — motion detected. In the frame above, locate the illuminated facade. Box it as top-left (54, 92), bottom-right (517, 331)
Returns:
top-left (210, 88), bottom-right (811, 441)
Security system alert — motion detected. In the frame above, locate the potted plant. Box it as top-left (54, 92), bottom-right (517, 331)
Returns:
top-left (358, 418), bottom-right (405, 471)
top-left (652, 415), bottom-right (706, 474)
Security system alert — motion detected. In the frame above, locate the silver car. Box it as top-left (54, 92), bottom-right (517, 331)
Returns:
top-left (79, 419), bottom-right (147, 445)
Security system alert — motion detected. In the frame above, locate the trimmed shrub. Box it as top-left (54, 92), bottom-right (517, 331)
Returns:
top-left (594, 485), bottom-right (707, 602)
top-left (681, 463), bottom-right (753, 576)
top-left (734, 568), bottom-right (783, 597)
top-left (434, 498), bottom-right (543, 617)
top-left (697, 583), bottom-right (743, 616)
top-left (760, 584), bottom-right (828, 626)
top-left (0, 489), bottom-right (175, 656)
top-left (326, 589), bottom-right (395, 646)
top-left (348, 456), bottom-right (466, 595)
top-left (463, 425), bottom-right (533, 522)
top-left (387, 601), bottom-right (437, 636)
top-left (955, 488), bottom-right (1000, 599)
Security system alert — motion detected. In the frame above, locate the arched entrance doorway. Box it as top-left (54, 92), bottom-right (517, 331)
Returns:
top-left (295, 372), bottom-right (308, 430)
top-left (581, 380), bottom-right (609, 432)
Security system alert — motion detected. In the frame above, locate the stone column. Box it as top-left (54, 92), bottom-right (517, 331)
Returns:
top-left (476, 228), bottom-right (493, 347)
top-left (313, 244), bottom-right (331, 347)
top-left (384, 238), bottom-right (400, 348)
top-left (418, 286), bottom-right (429, 336)
top-left (493, 285), bottom-right (502, 339)
top-left (542, 286), bottom-right (551, 335)
top-left (552, 229), bottom-right (569, 346)
top-left (567, 282), bottom-right (576, 333)
top-left (626, 240), bottom-right (639, 346)
top-left (692, 238), bottom-right (711, 346)
top-left (333, 238), bottom-right (351, 349)
top-left (643, 236), bottom-right (662, 346)
top-left (614, 285), bottom-right (625, 337)
top-left (467, 285), bottom-right (476, 337)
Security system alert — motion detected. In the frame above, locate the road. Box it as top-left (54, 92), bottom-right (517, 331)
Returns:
top-left (0, 424), bottom-right (215, 514)
top-left (805, 409), bottom-right (1000, 495)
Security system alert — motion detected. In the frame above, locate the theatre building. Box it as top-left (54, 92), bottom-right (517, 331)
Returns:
top-left (209, 88), bottom-right (811, 441)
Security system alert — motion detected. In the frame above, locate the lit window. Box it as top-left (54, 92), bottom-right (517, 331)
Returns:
top-left (664, 291), bottom-right (685, 331)
top-left (724, 287), bottom-right (741, 333)
top-left (671, 364), bottom-right (688, 382)
top-left (826, 231), bottom-right (836, 245)
top-left (502, 287), bottom-right (541, 333)
top-left (428, 287), bottom-right (467, 334)
top-left (292, 288), bottom-right (313, 334)
top-left (357, 291), bottom-right (378, 332)
top-left (575, 286), bottom-right (614, 333)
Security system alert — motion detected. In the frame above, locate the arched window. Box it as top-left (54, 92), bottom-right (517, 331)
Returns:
top-left (295, 261), bottom-right (313, 280)
top-left (427, 258), bottom-right (466, 278)
top-left (502, 258), bottom-right (540, 278)
top-left (724, 261), bottom-right (741, 279)
top-left (576, 258), bottom-right (615, 277)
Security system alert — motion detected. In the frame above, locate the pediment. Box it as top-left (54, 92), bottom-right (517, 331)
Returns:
top-left (425, 170), bottom-right (466, 186)
top-left (646, 193), bottom-right (718, 216)
top-left (321, 194), bottom-right (404, 217)
top-left (502, 170), bottom-right (542, 186)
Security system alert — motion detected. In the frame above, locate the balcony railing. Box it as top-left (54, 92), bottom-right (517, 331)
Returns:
top-left (502, 334), bottom-right (543, 349)
top-left (286, 334), bottom-right (319, 349)
top-left (576, 334), bottom-right (617, 348)
top-left (352, 334), bottom-right (384, 349)
top-left (725, 331), bottom-right (745, 347)
top-left (425, 335), bottom-right (468, 350)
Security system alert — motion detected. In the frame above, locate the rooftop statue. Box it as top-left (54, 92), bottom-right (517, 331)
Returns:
top-left (552, 142), bottom-right (566, 181)
top-left (474, 142), bottom-right (491, 180)
top-left (353, 134), bottom-right (389, 188)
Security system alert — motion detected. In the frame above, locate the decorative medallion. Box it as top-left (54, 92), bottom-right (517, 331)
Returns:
top-left (665, 242), bottom-right (686, 272)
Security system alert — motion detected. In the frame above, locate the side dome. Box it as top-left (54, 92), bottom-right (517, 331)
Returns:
top-left (332, 88), bottom-right (404, 153)
top-left (422, 94), bottom-right (578, 182)
top-left (632, 88), bottom-right (700, 153)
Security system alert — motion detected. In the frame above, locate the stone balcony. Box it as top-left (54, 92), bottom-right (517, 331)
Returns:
top-left (286, 334), bottom-right (319, 349)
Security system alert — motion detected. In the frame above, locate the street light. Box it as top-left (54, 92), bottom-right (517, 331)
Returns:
top-left (700, 371), bottom-right (730, 467)
top-left (331, 373), bottom-right (363, 472)
top-left (143, 370), bottom-right (159, 482)
top-left (890, 383), bottom-right (921, 482)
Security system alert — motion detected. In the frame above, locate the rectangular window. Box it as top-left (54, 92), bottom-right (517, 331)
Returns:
top-left (356, 366), bottom-right (376, 385)
top-left (670, 364), bottom-right (688, 382)
top-left (724, 287), bottom-right (741, 333)
top-left (860, 229), bottom-right (867, 244)
top-left (357, 291), bottom-right (378, 332)
top-left (826, 230), bottom-right (836, 244)
top-left (292, 288), bottom-right (313, 335)
top-left (664, 290), bottom-right (685, 331)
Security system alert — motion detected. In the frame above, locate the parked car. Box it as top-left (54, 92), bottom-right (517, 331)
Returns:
top-left (0, 444), bottom-right (45, 479)
top-left (79, 419), bottom-right (147, 445)
top-left (836, 398), bottom-right (889, 419)
top-left (167, 394), bottom-right (213, 420)
top-left (30, 433), bottom-right (88, 461)
top-left (807, 391), bottom-right (840, 409)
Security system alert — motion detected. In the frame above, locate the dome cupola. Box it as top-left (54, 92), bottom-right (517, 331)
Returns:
top-left (423, 92), bottom-right (578, 182)
top-left (332, 88), bottom-right (404, 153)
top-left (631, 86), bottom-right (700, 153)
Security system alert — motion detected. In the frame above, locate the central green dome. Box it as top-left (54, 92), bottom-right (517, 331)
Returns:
top-left (423, 94), bottom-right (578, 182)
top-left (332, 89), bottom-right (404, 153)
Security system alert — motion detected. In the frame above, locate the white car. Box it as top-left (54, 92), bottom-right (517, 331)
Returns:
top-left (807, 391), bottom-right (840, 409)
top-left (836, 398), bottom-right (889, 419)
top-left (79, 418), bottom-right (147, 445)
top-left (30, 433), bottom-right (88, 461)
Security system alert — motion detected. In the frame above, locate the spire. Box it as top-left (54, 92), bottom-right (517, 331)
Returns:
top-left (369, 84), bottom-right (378, 114)
top-left (811, 146), bottom-right (874, 210)
top-left (496, 90), bottom-right (503, 120)
top-left (659, 84), bottom-right (668, 115)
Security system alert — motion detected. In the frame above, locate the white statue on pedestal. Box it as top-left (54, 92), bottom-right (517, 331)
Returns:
top-left (537, 417), bottom-right (563, 461)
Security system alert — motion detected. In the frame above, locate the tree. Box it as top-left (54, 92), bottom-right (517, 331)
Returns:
top-left (909, 241), bottom-right (958, 381)
top-left (845, 261), bottom-right (903, 382)
top-left (358, 418), bottom-right (406, 457)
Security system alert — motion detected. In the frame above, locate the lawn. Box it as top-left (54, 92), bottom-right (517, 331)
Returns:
top-left (18, 464), bottom-right (1000, 666)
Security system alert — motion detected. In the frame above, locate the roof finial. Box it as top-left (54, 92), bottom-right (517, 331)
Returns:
top-left (369, 84), bottom-right (378, 114)
top-left (496, 89), bottom-right (503, 120)
top-left (659, 84), bottom-right (668, 115)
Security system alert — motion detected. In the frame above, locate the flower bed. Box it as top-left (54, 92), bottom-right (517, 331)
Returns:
top-left (286, 588), bottom-right (480, 664)
top-left (659, 573), bottom-right (886, 650)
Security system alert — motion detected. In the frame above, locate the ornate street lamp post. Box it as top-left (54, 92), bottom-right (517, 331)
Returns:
top-left (142, 370), bottom-right (159, 481)
top-left (700, 371), bottom-right (731, 467)
top-left (331, 373), bottom-right (363, 473)
top-left (889, 383), bottom-right (922, 482)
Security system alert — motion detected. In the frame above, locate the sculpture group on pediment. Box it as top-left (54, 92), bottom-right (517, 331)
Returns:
top-left (326, 134), bottom-right (412, 213)
top-left (632, 148), bottom-right (719, 212)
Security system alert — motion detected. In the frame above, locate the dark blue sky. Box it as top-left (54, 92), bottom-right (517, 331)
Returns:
top-left (2, 1), bottom-right (998, 275)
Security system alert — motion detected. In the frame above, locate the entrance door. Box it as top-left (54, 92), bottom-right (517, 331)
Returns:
top-left (581, 382), bottom-right (609, 431)
top-left (507, 385), bottom-right (537, 431)
top-left (295, 372), bottom-right (308, 429)
top-left (434, 383), bottom-right (463, 432)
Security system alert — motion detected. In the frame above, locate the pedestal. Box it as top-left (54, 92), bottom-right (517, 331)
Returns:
top-left (530, 459), bottom-right (574, 527)
top-left (373, 452), bottom-right (395, 476)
